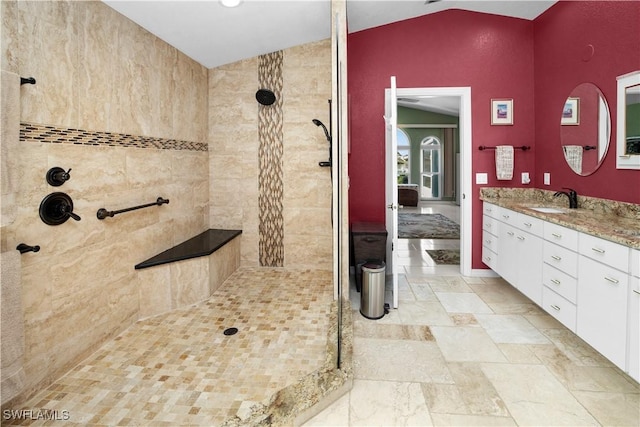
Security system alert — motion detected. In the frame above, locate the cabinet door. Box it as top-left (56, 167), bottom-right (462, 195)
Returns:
top-left (628, 277), bottom-right (640, 382)
top-left (497, 223), bottom-right (518, 285)
top-left (515, 230), bottom-right (543, 306)
top-left (577, 256), bottom-right (629, 368)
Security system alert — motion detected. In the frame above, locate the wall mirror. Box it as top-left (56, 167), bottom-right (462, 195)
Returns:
top-left (616, 70), bottom-right (640, 169)
top-left (560, 82), bottom-right (610, 176)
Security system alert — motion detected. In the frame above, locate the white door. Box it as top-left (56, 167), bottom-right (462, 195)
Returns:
top-left (385, 86), bottom-right (472, 277)
top-left (384, 76), bottom-right (399, 309)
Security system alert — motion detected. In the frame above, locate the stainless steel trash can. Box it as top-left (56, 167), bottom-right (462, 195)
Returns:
top-left (360, 260), bottom-right (386, 319)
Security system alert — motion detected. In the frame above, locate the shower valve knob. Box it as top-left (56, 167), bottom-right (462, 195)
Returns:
top-left (39, 192), bottom-right (81, 225)
top-left (46, 167), bottom-right (72, 186)
top-left (61, 203), bottom-right (81, 221)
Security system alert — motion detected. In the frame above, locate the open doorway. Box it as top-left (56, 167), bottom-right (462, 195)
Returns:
top-left (385, 85), bottom-right (472, 308)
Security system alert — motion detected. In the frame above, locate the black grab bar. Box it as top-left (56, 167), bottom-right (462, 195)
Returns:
top-left (97, 197), bottom-right (169, 220)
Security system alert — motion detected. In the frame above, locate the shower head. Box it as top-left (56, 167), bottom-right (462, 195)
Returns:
top-left (312, 119), bottom-right (331, 143)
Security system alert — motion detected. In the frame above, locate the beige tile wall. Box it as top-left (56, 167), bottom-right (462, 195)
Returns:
top-left (2, 0), bottom-right (334, 408)
top-left (209, 40), bottom-right (333, 270)
top-left (1, 0), bottom-right (209, 406)
top-left (137, 236), bottom-right (240, 320)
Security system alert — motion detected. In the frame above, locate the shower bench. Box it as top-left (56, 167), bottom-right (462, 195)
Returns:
top-left (134, 229), bottom-right (242, 319)
top-left (135, 229), bottom-right (241, 269)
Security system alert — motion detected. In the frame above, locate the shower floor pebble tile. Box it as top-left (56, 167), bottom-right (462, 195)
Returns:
top-left (4, 267), bottom-right (332, 426)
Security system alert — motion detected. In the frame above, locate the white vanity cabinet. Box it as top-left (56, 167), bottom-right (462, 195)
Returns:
top-left (481, 201), bottom-right (639, 381)
top-left (577, 234), bottom-right (630, 369)
top-left (494, 206), bottom-right (543, 305)
top-left (628, 249), bottom-right (640, 382)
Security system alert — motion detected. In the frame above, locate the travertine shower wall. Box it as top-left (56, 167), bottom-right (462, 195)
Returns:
top-left (208, 40), bottom-right (333, 270)
top-left (1, 0), bottom-right (208, 406)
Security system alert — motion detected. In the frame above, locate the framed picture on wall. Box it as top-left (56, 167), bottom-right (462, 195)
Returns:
top-left (561, 97), bottom-right (580, 125)
top-left (491, 99), bottom-right (513, 125)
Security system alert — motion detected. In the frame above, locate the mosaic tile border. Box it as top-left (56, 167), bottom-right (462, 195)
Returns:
top-left (257, 51), bottom-right (285, 267)
top-left (20, 123), bottom-right (208, 152)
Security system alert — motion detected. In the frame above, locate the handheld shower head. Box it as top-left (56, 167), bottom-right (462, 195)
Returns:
top-left (312, 119), bottom-right (331, 143)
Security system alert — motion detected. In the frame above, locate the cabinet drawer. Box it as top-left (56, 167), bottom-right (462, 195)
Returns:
top-left (483, 215), bottom-right (499, 235)
top-left (517, 214), bottom-right (543, 236)
top-left (542, 286), bottom-right (577, 332)
top-left (482, 246), bottom-right (498, 270)
top-left (578, 256), bottom-right (629, 291)
top-left (544, 222), bottom-right (579, 251)
top-left (543, 241), bottom-right (578, 277)
top-left (543, 263), bottom-right (577, 303)
top-left (482, 229), bottom-right (499, 254)
top-left (483, 202), bottom-right (499, 218)
top-left (579, 233), bottom-right (629, 272)
top-left (497, 206), bottom-right (518, 225)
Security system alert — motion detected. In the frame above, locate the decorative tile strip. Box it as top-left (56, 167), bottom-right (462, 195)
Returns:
top-left (20, 123), bottom-right (207, 152)
top-left (257, 51), bottom-right (285, 267)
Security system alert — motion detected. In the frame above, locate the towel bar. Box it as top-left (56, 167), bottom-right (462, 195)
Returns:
top-left (479, 145), bottom-right (530, 151)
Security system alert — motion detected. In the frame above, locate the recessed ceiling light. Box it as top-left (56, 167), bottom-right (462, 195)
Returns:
top-left (220, 0), bottom-right (242, 7)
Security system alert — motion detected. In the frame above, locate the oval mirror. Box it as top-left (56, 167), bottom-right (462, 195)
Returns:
top-left (560, 82), bottom-right (610, 176)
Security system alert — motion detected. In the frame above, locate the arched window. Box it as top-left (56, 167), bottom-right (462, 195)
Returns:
top-left (420, 136), bottom-right (442, 199)
top-left (397, 129), bottom-right (411, 184)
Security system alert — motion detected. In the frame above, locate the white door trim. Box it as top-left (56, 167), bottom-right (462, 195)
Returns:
top-left (386, 86), bottom-right (473, 277)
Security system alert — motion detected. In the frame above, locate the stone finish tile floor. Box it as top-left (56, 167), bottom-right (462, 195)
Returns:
top-left (305, 201), bottom-right (640, 427)
top-left (5, 267), bottom-right (333, 426)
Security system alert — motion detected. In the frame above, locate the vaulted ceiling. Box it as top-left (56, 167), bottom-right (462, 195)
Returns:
top-left (103, 0), bottom-right (556, 69)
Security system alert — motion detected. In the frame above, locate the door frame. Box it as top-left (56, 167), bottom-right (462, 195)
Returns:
top-left (385, 86), bottom-right (473, 280)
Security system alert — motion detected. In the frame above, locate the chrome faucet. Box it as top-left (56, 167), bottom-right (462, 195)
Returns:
top-left (554, 188), bottom-right (578, 209)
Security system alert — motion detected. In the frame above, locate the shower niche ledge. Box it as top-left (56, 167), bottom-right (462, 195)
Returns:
top-left (135, 229), bottom-right (242, 319)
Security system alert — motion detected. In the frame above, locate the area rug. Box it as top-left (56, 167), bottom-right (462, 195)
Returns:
top-left (426, 249), bottom-right (460, 265)
top-left (398, 213), bottom-right (460, 239)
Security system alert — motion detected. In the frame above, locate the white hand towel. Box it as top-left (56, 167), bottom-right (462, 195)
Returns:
top-left (495, 145), bottom-right (514, 180)
top-left (563, 145), bottom-right (583, 175)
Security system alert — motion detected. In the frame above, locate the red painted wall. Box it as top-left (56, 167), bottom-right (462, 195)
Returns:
top-left (348, 3), bottom-right (640, 270)
top-left (533, 1), bottom-right (640, 202)
top-left (347, 9), bottom-right (536, 268)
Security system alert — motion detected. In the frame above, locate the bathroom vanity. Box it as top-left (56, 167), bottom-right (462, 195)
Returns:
top-left (480, 188), bottom-right (640, 383)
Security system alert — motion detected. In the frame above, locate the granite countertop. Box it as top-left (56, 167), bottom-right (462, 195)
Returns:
top-left (480, 188), bottom-right (640, 250)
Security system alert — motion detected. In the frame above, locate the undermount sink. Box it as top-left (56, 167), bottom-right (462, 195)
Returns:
top-left (529, 207), bottom-right (566, 214)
